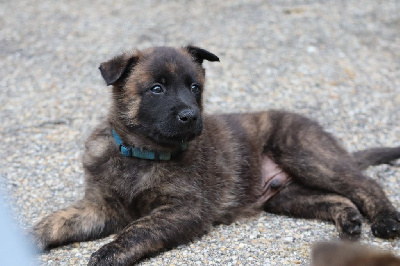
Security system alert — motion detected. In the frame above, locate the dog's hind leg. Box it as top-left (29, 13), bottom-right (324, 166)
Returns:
top-left (264, 183), bottom-right (363, 239)
top-left (264, 110), bottom-right (400, 238)
top-left (32, 190), bottom-right (130, 251)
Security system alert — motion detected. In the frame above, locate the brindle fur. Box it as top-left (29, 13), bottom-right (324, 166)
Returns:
top-left (32, 46), bottom-right (400, 265)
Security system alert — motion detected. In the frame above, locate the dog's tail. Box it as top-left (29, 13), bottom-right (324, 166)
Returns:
top-left (352, 146), bottom-right (400, 170)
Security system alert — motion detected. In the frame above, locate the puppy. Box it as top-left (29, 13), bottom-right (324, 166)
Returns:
top-left (32, 46), bottom-right (400, 265)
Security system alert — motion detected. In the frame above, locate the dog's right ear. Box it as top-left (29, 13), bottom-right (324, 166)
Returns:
top-left (99, 53), bottom-right (138, 86)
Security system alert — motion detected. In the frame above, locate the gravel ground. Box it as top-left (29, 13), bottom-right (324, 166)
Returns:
top-left (1, 0), bottom-right (399, 265)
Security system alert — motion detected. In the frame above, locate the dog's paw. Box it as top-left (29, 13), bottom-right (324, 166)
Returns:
top-left (29, 231), bottom-right (48, 253)
top-left (371, 211), bottom-right (400, 239)
top-left (89, 243), bottom-right (130, 266)
top-left (31, 222), bottom-right (52, 252)
top-left (336, 207), bottom-right (362, 240)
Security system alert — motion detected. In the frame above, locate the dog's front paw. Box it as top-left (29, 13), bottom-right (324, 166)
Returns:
top-left (30, 231), bottom-right (48, 253)
top-left (31, 221), bottom-right (53, 252)
top-left (89, 243), bottom-right (130, 266)
top-left (371, 211), bottom-right (400, 239)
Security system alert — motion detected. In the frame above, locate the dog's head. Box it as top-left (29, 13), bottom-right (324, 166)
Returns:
top-left (99, 46), bottom-right (219, 145)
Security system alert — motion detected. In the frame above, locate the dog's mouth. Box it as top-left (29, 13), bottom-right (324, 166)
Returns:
top-left (151, 125), bottom-right (203, 145)
top-left (161, 130), bottom-right (201, 144)
top-left (163, 133), bottom-right (196, 144)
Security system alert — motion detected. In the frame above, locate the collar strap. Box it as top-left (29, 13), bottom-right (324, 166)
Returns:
top-left (112, 129), bottom-right (187, 161)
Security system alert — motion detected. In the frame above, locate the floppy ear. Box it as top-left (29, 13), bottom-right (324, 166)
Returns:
top-left (99, 53), bottom-right (138, 86)
top-left (185, 45), bottom-right (220, 64)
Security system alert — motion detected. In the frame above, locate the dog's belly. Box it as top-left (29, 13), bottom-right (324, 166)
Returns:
top-left (256, 156), bottom-right (292, 205)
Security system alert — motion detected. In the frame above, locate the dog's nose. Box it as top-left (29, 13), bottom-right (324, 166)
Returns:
top-left (177, 109), bottom-right (198, 124)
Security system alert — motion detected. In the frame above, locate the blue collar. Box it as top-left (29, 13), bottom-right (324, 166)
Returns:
top-left (112, 129), bottom-right (187, 161)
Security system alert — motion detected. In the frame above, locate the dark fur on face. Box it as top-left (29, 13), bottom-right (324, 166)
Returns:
top-left (100, 46), bottom-right (216, 146)
top-left (32, 46), bottom-right (400, 265)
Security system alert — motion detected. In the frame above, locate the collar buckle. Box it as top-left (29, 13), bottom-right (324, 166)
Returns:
top-left (119, 143), bottom-right (132, 157)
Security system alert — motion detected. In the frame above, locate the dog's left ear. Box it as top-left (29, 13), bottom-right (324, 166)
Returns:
top-left (99, 53), bottom-right (139, 86)
top-left (185, 45), bottom-right (220, 64)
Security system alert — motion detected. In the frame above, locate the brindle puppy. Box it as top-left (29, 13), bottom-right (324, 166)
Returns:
top-left (32, 46), bottom-right (400, 265)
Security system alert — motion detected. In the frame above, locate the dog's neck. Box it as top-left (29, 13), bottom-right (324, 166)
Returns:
top-left (108, 115), bottom-right (183, 154)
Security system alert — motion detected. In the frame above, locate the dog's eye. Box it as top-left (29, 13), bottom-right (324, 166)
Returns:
top-left (150, 85), bottom-right (163, 94)
top-left (191, 84), bottom-right (201, 94)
